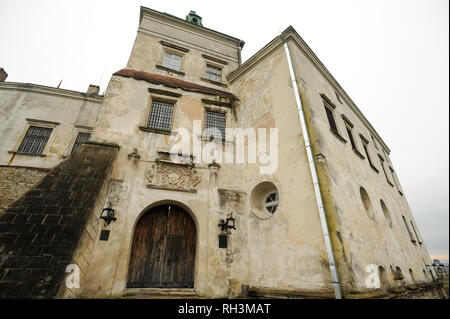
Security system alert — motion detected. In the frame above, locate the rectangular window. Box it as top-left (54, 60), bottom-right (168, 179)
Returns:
top-left (402, 215), bottom-right (416, 243)
top-left (205, 65), bottom-right (222, 83)
top-left (361, 139), bottom-right (375, 167)
top-left (345, 125), bottom-right (357, 150)
top-left (390, 167), bottom-right (403, 195)
top-left (17, 126), bottom-right (52, 155)
top-left (205, 110), bottom-right (226, 141)
top-left (371, 134), bottom-right (379, 150)
top-left (147, 100), bottom-right (175, 132)
top-left (71, 132), bottom-right (91, 154)
top-left (410, 221), bottom-right (423, 244)
top-left (379, 155), bottom-right (393, 185)
top-left (162, 51), bottom-right (182, 71)
top-left (324, 105), bottom-right (339, 135)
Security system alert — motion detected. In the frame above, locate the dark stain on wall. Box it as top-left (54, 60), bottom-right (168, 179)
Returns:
top-left (0, 142), bottom-right (118, 298)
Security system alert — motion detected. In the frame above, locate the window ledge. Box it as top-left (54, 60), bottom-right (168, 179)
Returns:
top-left (330, 130), bottom-right (347, 144)
top-left (387, 181), bottom-right (395, 187)
top-left (139, 126), bottom-right (172, 135)
top-left (8, 151), bottom-right (46, 157)
top-left (200, 77), bottom-right (228, 88)
top-left (155, 65), bottom-right (185, 76)
top-left (370, 164), bottom-right (379, 173)
top-left (352, 148), bottom-right (365, 160)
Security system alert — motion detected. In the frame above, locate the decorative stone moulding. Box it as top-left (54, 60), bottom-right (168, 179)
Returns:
top-left (144, 159), bottom-right (201, 193)
top-left (218, 188), bottom-right (246, 215)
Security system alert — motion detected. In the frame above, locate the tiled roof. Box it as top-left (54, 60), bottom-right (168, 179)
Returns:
top-left (113, 69), bottom-right (238, 101)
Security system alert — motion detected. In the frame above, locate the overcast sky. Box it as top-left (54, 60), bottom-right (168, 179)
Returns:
top-left (0, 0), bottom-right (448, 260)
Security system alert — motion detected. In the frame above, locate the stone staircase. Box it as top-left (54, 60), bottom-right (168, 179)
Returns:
top-left (121, 288), bottom-right (202, 299)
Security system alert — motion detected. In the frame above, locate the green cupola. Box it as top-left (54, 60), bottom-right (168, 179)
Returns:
top-left (186, 11), bottom-right (203, 27)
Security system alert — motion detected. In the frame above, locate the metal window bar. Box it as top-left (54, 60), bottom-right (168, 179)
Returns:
top-left (205, 111), bottom-right (226, 141)
top-left (17, 126), bottom-right (52, 155)
top-left (162, 52), bottom-right (182, 71)
top-left (205, 65), bottom-right (222, 82)
top-left (148, 100), bottom-right (174, 132)
top-left (71, 132), bottom-right (91, 154)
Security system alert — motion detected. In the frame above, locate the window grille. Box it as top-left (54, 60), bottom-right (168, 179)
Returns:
top-left (17, 126), bottom-right (52, 155)
top-left (205, 111), bottom-right (226, 141)
top-left (148, 100), bottom-right (175, 132)
top-left (264, 192), bottom-right (279, 214)
top-left (71, 132), bottom-right (91, 154)
top-left (205, 65), bottom-right (222, 82)
top-left (162, 52), bottom-right (182, 71)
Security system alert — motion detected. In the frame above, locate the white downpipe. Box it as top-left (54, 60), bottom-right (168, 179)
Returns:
top-left (282, 37), bottom-right (343, 299)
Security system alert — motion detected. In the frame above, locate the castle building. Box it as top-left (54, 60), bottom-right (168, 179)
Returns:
top-left (0, 7), bottom-right (444, 299)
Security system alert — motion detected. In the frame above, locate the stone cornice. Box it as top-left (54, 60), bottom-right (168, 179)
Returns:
top-left (228, 26), bottom-right (391, 153)
top-left (139, 6), bottom-right (243, 47)
top-left (0, 82), bottom-right (103, 103)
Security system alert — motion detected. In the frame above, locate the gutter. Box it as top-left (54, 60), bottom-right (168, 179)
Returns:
top-left (281, 35), bottom-right (343, 299)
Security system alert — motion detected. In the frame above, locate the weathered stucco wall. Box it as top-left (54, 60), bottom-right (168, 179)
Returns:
top-left (0, 82), bottom-right (103, 169)
top-left (286, 38), bottom-right (436, 293)
top-left (230, 44), bottom-right (332, 295)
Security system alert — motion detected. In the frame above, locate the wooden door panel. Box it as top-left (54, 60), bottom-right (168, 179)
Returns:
top-left (127, 205), bottom-right (196, 288)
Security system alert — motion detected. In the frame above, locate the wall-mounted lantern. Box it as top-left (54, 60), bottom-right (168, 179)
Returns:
top-left (218, 213), bottom-right (236, 232)
top-left (100, 203), bottom-right (116, 226)
top-left (218, 213), bottom-right (236, 249)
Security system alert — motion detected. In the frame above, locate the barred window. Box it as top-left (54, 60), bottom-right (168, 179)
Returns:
top-left (71, 132), bottom-right (91, 154)
top-left (17, 126), bottom-right (52, 155)
top-left (205, 65), bottom-right (222, 82)
top-left (205, 110), bottom-right (226, 141)
top-left (162, 51), bottom-right (182, 71)
top-left (148, 100), bottom-right (175, 132)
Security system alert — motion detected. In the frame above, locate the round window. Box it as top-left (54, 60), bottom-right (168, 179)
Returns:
top-left (264, 192), bottom-right (279, 214)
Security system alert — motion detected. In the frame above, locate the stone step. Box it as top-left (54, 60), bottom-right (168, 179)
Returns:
top-left (122, 288), bottom-right (200, 299)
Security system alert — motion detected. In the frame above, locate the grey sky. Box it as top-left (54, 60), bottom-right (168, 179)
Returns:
top-left (0, 0), bottom-right (448, 259)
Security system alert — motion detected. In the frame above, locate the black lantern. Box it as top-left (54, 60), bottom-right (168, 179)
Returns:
top-left (218, 213), bottom-right (236, 232)
top-left (100, 203), bottom-right (116, 226)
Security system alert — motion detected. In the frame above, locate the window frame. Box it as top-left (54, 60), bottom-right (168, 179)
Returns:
top-left (360, 134), bottom-right (379, 173)
top-left (144, 97), bottom-right (177, 134)
top-left (402, 215), bottom-right (417, 244)
top-left (161, 50), bottom-right (183, 72)
top-left (201, 105), bottom-right (229, 143)
top-left (204, 64), bottom-right (223, 83)
top-left (321, 94), bottom-right (346, 143)
top-left (10, 118), bottom-right (59, 157)
top-left (378, 154), bottom-right (394, 186)
top-left (70, 131), bottom-right (92, 155)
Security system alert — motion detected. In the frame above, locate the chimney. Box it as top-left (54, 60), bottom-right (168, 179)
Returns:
top-left (87, 84), bottom-right (100, 95)
top-left (0, 68), bottom-right (7, 82)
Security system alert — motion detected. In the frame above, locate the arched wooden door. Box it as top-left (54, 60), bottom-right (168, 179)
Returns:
top-left (127, 205), bottom-right (196, 288)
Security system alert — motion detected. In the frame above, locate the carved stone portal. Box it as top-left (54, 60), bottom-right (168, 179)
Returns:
top-left (144, 160), bottom-right (201, 192)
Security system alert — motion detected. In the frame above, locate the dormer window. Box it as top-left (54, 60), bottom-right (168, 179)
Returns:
top-left (205, 64), bottom-right (222, 83)
top-left (162, 51), bottom-right (182, 72)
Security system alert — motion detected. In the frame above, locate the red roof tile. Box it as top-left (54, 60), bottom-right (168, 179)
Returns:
top-left (113, 69), bottom-right (238, 101)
